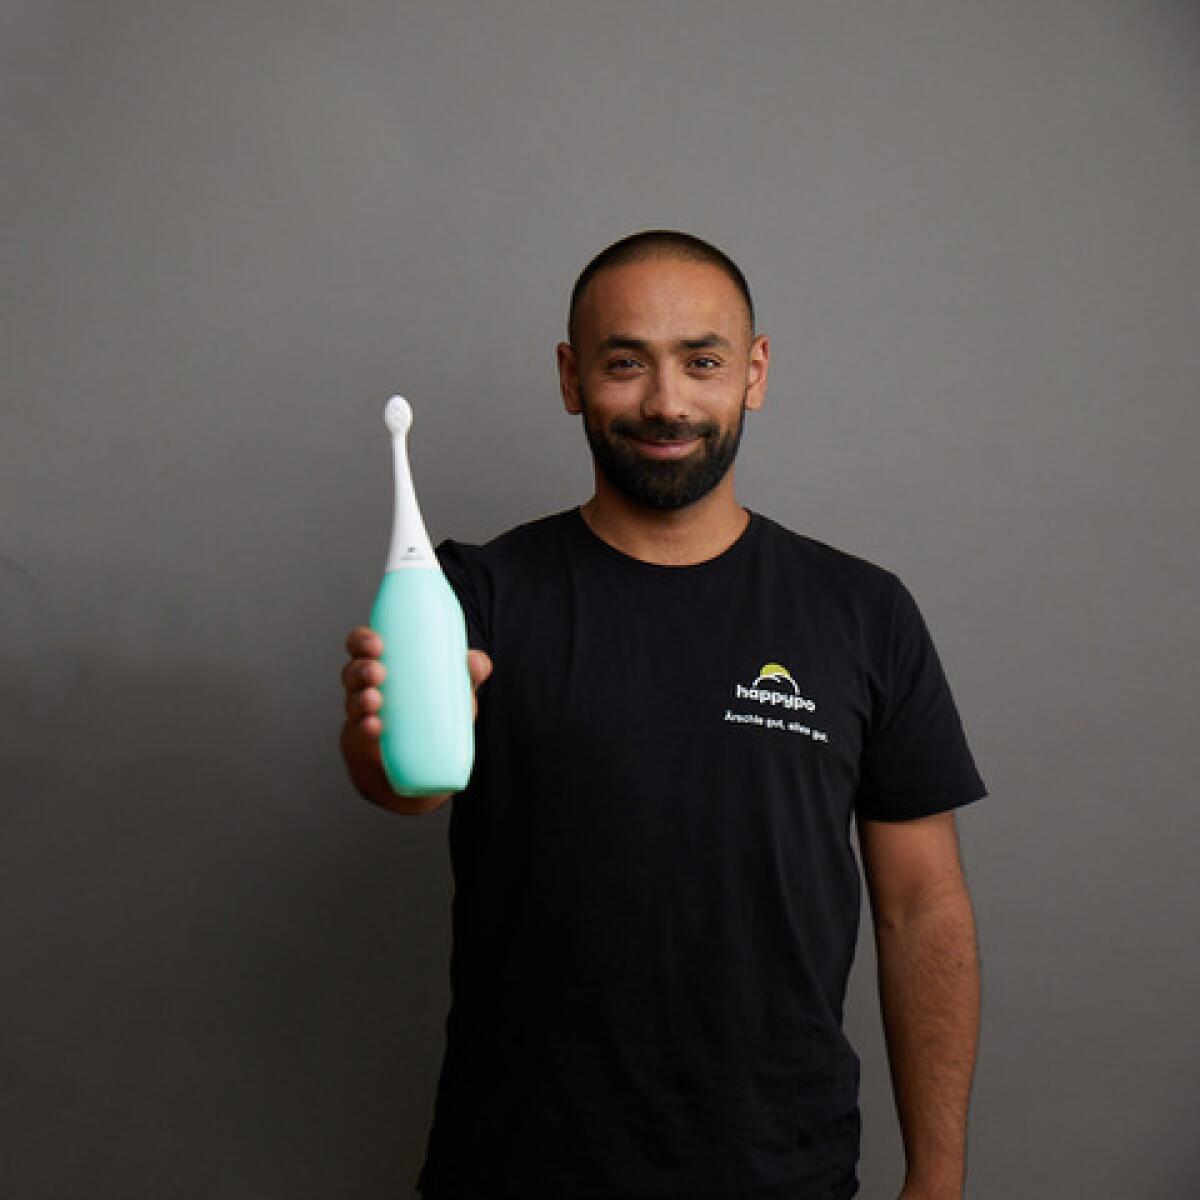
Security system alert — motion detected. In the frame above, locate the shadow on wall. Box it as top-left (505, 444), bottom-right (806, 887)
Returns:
top-left (1, 555), bottom-right (76, 826)
top-left (1, 597), bottom-right (452, 1198)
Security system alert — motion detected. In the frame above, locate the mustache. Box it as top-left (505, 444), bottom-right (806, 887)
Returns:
top-left (610, 417), bottom-right (719, 442)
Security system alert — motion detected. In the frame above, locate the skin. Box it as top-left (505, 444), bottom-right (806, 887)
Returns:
top-left (338, 255), bottom-right (980, 1198)
top-left (338, 635), bottom-right (490, 815)
top-left (860, 812), bottom-right (981, 1200)
top-left (556, 257), bottom-right (768, 565)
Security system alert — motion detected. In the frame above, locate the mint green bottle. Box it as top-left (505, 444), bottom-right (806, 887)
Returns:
top-left (368, 396), bottom-right (474, 796)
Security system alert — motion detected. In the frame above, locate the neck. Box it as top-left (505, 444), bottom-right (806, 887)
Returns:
top-left (579, 473), bottom-right (749, 566)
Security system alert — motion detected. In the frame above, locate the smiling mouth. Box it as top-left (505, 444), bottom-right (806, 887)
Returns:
top-left (610, 416), bottom-right (715, 460)
top-left (627, 435), bottom-right (701, 459)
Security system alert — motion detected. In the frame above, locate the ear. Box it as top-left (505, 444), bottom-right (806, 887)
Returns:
top-left (744, 334), bottom-right (769, 413)
top-left (557, 342), bottom-right (582, 415)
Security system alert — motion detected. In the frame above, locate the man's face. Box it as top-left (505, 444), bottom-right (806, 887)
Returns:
top-left (558, 258), bottom-right (769, 511)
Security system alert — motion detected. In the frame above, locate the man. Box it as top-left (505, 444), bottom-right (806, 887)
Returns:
top-left (340, 231), bottom-right (986, 1200)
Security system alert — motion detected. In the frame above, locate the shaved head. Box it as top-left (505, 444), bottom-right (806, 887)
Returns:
top-left (568, 230), bottom-right (755, 347)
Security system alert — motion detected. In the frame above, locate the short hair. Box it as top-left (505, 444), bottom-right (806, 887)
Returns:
top-left (567, 229), bottom-right (755, 346)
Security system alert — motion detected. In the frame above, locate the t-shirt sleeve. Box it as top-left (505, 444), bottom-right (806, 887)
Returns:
top-left (436, 538), bottom-right (490, 654)
top-left (855, 576), bottom-right (987, 821)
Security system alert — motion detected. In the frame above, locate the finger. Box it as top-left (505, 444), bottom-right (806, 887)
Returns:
top-left (343, 715), bottom-right (382, 750)
top-left (467, 649), bottom-right (494, 691)
top-left (341, 657), bottom-right (387, 691)
top-left (344, 685), bottom-right (382, 720)
top-left (467, 649), bottom-right (493, 722)
top-left (345, 626), bottom-right (383, 658)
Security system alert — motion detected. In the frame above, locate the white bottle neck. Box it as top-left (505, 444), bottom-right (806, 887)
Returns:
top-left (384, 431), bottom-right (437, 570)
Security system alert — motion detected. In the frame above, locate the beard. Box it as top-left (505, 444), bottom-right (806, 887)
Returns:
top-left (579, 389), bottom-right (747, 511)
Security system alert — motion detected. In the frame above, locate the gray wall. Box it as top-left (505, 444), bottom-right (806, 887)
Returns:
top-left (3, 2), bottom-right (1198, 1196)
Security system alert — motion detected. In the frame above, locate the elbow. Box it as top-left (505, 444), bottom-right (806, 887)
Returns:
top-left (872, 880), bottom-right (974, 935)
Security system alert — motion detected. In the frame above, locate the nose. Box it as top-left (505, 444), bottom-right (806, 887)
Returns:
top-left (640, 364), bottom-right (690, 423)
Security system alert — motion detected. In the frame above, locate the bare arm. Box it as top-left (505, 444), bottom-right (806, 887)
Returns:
top-left (339, 625), bottom-right (492, 815)
top-left (857, 810), bottom-right (981, 1200)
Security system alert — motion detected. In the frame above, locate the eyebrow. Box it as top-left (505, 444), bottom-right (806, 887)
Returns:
top-left (599, 332), bottom-right (733, 353)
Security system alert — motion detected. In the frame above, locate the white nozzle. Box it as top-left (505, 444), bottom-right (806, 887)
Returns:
top-left (384, 394), bottom-right (412, 436)
top-left (382, 394), bottom-right (435, 570)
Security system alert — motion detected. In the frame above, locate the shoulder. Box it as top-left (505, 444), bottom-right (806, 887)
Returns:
top-left (434, 512), bottom-right (573, 648)
top-left (436, 509), bottom-right (574, 575)
top-left (752, 511), bottom-right (908, 612)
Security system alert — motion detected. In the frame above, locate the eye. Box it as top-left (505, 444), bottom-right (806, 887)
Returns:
top-left (689, 356), bottom-right (722, 370)
top-left (606, 357), bottom-right (642, 372)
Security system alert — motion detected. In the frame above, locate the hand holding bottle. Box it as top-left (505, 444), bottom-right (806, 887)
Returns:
top-left (363, 394), bottom-right (478, 796)
top-left (340, 625), bottom-right (493, 813)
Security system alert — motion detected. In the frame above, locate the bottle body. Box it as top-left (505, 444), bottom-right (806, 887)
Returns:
top-left (369, 567), bottom-right (474, 796)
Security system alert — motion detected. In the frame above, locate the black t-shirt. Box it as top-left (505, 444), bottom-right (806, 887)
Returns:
top-left (416, 508), bottom-right (986, 1200)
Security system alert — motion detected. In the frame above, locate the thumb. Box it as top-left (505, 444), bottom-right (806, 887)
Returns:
top-left (467, 649), bottom-right (493, 692)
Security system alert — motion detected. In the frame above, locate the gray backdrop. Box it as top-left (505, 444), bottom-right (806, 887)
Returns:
top-left (3, 2), bottom-right (1197, 1197)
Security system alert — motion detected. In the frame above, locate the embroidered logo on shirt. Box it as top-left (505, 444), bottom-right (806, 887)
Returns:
top-left (724, 663), bottom-right (831, 743)
top-left (752, 661), bottom-right (799, 691)
top-left (735, 662), bottom-right (817, 713)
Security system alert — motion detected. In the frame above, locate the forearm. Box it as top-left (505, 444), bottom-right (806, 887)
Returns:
top-left (874, 892), bottom-right (980, 1198)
